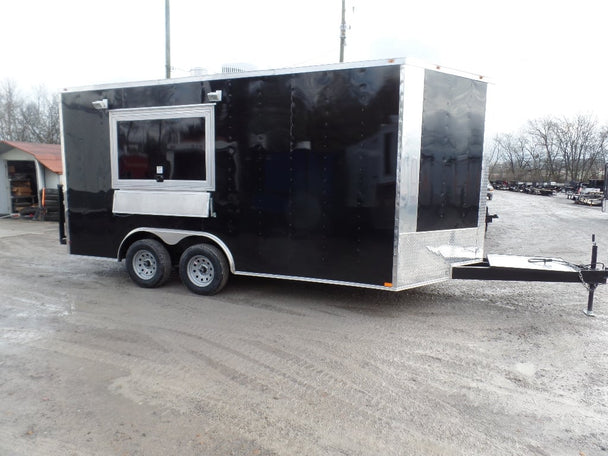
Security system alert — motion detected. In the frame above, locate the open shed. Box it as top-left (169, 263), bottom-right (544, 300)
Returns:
top-left (0, 140), bottom-right (63, 215)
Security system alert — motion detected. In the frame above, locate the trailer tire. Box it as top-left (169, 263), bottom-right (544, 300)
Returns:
top-left (179, 244), bottom-right (229, 295)
top-left (125, 239), bottom-right (172, 288)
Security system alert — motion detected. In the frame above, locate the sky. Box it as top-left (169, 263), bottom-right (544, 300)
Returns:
top-left (2, 0), bottom-right (607, 136)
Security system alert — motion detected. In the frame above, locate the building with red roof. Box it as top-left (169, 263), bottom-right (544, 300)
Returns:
top-left (0, 141), bottom-right (63, 215)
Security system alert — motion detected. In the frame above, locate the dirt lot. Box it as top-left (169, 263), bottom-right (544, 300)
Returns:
top-left (1, 191), bottom-right (607, 456)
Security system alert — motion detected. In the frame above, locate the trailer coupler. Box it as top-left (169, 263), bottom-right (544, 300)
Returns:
top-left (452, 235), bottom-right (607, 316)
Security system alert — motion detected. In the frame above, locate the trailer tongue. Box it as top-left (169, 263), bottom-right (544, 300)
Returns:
top-left (452, 235), bottom-right (608, 316)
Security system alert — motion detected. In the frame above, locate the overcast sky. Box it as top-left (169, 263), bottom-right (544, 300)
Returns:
top-left (2, 0), bottom-right (606, 135)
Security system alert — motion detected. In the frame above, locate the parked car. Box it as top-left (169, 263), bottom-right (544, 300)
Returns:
top-left (571, 186), bottom-right (602, 203)
top-left (576, 191), bottom-right (604, 206)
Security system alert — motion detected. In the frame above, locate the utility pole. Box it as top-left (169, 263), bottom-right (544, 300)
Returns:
top-left (165, 0), bottom-right (171, 78)
top-left (339, 0), bottom-right (346, 62)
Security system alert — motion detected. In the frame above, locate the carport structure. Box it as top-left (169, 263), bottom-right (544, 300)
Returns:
top-left (0, 140), bottom-right (62, 215)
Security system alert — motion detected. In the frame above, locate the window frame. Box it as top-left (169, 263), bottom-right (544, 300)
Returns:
top-left (109, 104), bottom-right (215, 191)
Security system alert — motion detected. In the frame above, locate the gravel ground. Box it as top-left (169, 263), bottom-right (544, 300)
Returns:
top-left (0, 191), bottom-right (607, 456)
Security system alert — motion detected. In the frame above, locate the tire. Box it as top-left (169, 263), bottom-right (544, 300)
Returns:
top-left (43, 213), bottom-right (60, 221)
top-left (179, 244), bottom-right (229, 295)
top-left (125, 239), bottom-right (172, 288)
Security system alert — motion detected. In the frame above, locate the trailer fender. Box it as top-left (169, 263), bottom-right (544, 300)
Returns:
top-left (118, 228), bottom-right (236, 273)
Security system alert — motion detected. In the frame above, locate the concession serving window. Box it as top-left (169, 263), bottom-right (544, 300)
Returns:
top-left (109, 104), bottom-right (215, 217)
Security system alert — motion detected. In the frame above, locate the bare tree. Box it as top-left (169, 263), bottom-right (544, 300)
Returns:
top-left (494, 114), bottom-right (608, 184)
top-left (0, 79), bottom-right (23, 141)
top-left (0, 79), bottom-right (60, 144)
top-left (528, 117), bottom-right (563, 181)
top-left (553, 114), bottom-right (605, 182)
top-left (492, 132), bottom-right (532, 181)
top-left (485, 136), bottom-right (502, 178)
top-left (20, 86), bottom-right (60, 144)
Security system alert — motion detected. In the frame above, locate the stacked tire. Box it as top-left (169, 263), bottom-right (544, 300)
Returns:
top-left (41, 188), bottom-right (61, 221)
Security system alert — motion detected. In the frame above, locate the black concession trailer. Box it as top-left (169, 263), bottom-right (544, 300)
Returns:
top-left (59, 58), bottom-right (607, 308)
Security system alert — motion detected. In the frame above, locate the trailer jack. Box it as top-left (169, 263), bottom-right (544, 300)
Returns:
top-left (452, 235), bottom-right (607, 316)
top-left (584, 235), bottom-right (600, 316)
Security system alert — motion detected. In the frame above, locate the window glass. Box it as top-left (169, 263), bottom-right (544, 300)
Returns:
top-left (117, 117), bottom-right (206, 181)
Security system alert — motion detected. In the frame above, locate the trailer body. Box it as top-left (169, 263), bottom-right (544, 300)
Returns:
top-left (60, 59), bottom-right (488, 293)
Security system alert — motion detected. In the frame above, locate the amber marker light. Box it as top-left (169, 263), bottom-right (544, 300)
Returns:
top-left (384, 282), bottom-right (393, 288)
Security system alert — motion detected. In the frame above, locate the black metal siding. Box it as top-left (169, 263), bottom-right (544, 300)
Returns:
top-left (62, 64), bottom-right (401, 286)
top-left (416, 70), bottom-right (487, 232)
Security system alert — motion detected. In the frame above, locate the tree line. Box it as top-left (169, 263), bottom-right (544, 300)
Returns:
top-left (0, 80), bottom-right (60, 144)
top-left (489, 114), bottom-right (607, 184)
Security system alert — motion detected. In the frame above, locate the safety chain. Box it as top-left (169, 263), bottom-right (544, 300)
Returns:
top-left (575, 263), bottom-right (606, 292)
top-left (528, 257), bottom-right (605, 292)
top-left (577, 265), bottom-right (592, 292)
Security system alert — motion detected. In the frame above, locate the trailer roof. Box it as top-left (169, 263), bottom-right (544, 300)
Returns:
top-left (62, 58), bottom-right (488, 93)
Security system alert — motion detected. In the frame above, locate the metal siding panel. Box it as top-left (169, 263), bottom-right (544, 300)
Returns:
top-left (397, 228), bottom-right (483, 287)
top-left (396, 65), bottom-right (425, 235)
top-left (62, 84), bottom-right (212, 258)
top-left (220, 66), bottom-right (400, 285)
top-left (62, 64), bottom-right (401, 287)
top-left (394, 67), bottom-right (488, 288)
top-left (416, 70), bottom-right (487, 232)
top-left (62, 91), bottom-right (115, 257)
top-left (112, 190), bottom-right (211, 217)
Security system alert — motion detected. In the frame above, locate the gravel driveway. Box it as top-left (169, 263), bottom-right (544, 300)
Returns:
top-left (1, 191), bottom-right (607, 455)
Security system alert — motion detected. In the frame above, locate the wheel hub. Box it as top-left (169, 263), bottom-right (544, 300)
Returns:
top-left (187, 255), bottom-right (214, 286)
top-left (133, 250), bottom-right (157, 280)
